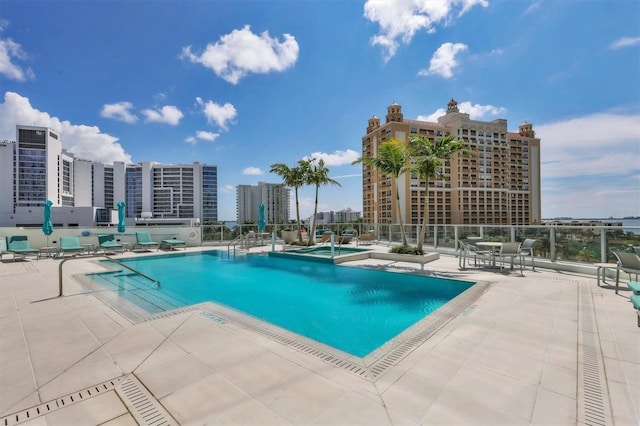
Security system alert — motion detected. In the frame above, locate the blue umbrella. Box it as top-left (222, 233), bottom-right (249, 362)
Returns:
top-left (258, 203), bottom-right (266, 232)
top-left (42, 199), bottom-right (53, 246)
top-left (117, 201), bottom-right (126, 233)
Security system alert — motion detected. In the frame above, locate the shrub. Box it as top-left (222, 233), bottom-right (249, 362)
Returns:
top-left (390, 245), bottom-right (424, 255)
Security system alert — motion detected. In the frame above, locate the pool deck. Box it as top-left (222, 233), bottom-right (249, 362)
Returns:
top-left (1, 245), bottom-right (638, 425)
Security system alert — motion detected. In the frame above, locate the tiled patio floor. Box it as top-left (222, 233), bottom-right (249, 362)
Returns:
top-left (1, 246), bottom-right (638, 425)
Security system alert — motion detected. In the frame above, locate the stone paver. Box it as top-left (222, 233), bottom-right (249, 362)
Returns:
top-left (0, 245), bottom-right (638, 425)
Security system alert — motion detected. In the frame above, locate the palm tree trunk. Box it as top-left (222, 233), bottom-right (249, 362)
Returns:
top-left (295, 187), bottom-right (303, 243)
top-left (309, 185), bottom-right (319, 245)
top-left (417, 183), bottom-right (429, 250)
top-left (395, 180), bottom-right (409, 246)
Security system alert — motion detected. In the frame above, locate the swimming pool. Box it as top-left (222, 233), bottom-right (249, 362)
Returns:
top-left (87, 251), bottom-right (475, 357)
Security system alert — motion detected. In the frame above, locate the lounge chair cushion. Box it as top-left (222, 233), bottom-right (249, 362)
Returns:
top-left (136, 232), bottom-right (159, 246)
top-left (6, 236), bottom-right (38, 253)
top-left (631, 294), bottom-right (640, 310)
top-left (97, 235), bottom-right (124, 253)
top-left (627, 281), bottom-right (640, 295)
top-left (60, 236), bottom-right (84, 251)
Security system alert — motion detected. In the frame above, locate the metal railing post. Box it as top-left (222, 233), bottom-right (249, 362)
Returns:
top-left (601, 228), bottom-right (607, 263)
top-left (433, 225), bottom-right (438, 248)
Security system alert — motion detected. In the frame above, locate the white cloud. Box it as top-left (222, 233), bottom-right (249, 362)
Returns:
top-left (100, 101), bottom-right (138, 123)
top-left (0, 35), bottom-right (35, 82)
top-left (537, 112), bottom-right (640, 178)
top-left (196, 98), bottom-right (237, 130)
top-left (523, 1), bottom-right (542, 15)
top-left (0, 91), bottom-right (132, 164)
top-left (364, 0), bottom-right (487, 61)
top-left (185, 130), bottom-right (220, 144)
top-left (305, 149), bottom-right (360, 166)
top-left (141, 105), bottom-right (183, 125)
top-left (243, 167), bottom-right (263, 175)
top-left (417, 101), bottom-right (506, 122)
top-left (195, 130), bottom-right (219, 141)
top-left (538, 112), bottom-right (640, 218)
top-left (220, 184), bottom-right (236, 193)
top-left (418, 42), bottom-right (468, 79)
top-left (609, 36), bottom-right (640, 50)
top-left (181, 25), bottom-right (299, 84)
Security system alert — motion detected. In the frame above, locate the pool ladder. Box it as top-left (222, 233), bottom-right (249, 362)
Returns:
top-left (227, 235), bottom-right (245, 257)
top-left (58, 254), bottom-right (159, 297)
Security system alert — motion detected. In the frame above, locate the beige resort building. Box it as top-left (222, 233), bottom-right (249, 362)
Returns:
top-left (360, 100), bottom-right (542, 226)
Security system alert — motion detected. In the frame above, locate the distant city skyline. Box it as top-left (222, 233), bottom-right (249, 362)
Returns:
top-left (0, 1), bottom-right (638, 220)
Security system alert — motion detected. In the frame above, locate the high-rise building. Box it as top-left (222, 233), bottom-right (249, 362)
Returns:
top-left (236, 182), bottom-right (290, 224)
top-left (15, 126), bottom-right (63, 208)
top-left (335, 208), bottom-right (361, 223)
top-left (360, 100), bottom-right (541, 226)
top-left (0, 125), bottom-right (218, 227)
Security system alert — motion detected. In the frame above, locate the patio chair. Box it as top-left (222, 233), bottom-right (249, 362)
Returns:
top-left (320, 232), bottom-right (334, 245)
top-left (0, 238), bottom-right (6, 260)
top-left (339, 229), bottom-right (356, 244)
top-left (6, 235), bottom-right (39, 261)
top-left (358, 232), bottom-right (375, 246)
top-left (458, 240), bottom-right (490, 269)
top-left (136, 231), bottom-right (159, 251)
top-left (612, 251), bottom-right (640, 294)
top-left (518, 238), bottom-right (537, 271)
top-left (496, 242), bottom-right (523, 273)
top-left (59, 236), bottom-right (85, 257)
top-left (97, 234), bottom-right (124, 254)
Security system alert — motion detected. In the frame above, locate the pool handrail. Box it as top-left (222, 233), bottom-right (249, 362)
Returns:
top-left (58, 254), bottom-right (159, 297)
top-left (227, 235), bottom-right (243, 256)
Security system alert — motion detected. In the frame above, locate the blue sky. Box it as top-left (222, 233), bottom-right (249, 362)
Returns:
top-left (0, 0), bottom-right (638, 220)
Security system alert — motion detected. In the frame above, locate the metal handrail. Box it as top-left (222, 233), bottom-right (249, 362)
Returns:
top-left (58, 254), bottom-right (159, 297)
top-left (227, 235), bottom-right (243, 256)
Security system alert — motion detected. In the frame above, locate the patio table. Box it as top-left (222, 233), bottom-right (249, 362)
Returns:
top-left (474, 241), bottom-right (503, 267)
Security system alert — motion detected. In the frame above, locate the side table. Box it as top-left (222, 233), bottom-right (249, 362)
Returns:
top-left (595, 262), bottom-right (618, 288)
top-left (81, 243), bottom-right (96, 255)
top-left (38, 246), bottom-right (59, 259)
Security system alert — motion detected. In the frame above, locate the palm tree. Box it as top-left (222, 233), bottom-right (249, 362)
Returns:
top-left (270, 162), bottom-right (306, 243)
top-left (352, 138), bottom-right (410, 247)
top-left (306, 158), bottom-right (341, 244)
top-left (408, 134), bottom-right (469, 251)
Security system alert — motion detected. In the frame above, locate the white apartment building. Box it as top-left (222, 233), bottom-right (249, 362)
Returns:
top-left (0, 125), bottom-right (218, 227)
top-left (313, 208), bottom-right (362, 225)
top-left (236, 182), bottom-right (290, 224)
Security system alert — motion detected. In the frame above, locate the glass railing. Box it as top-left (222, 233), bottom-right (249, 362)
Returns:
top-left (201, 222), bottom-right (640, 265)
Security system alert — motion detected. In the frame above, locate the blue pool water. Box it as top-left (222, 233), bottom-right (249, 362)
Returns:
top-left (87, 251), bottom-right (474, 357)
top-left (287, 246), bottom-right (371, 257)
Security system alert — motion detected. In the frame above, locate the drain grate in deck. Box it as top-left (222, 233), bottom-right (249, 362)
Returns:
top-left (1, 377), bottom-right (125, 426)
top-left (116, 374), bottom-right (177, 425)
top-left (579, 284), bottom-right (611, 426)
top-left (217, 308), bottom-right (370, 378)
